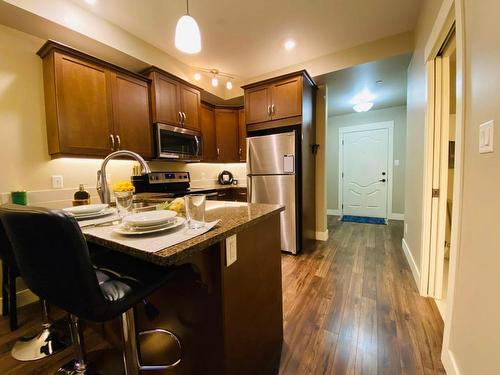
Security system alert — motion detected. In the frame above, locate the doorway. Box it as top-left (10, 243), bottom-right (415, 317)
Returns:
top-left (425, 31), bottom-right (457, 317)
top-left (339, 121), bottom-right (394, 219)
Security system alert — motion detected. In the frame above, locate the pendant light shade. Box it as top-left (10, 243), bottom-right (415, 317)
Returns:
top-left (175, 0), bottom-right (201, 54)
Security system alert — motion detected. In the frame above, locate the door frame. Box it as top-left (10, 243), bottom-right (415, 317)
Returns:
top-left (338, 121), bottom-right (394, 219)
top-left (421, 1), bottom-right (465, 374)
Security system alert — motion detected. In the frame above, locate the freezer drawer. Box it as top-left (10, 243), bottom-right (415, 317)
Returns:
top-left (248, 174), bottom-right (297, 253)
top-left (247, 132), bottom-right (295, 175)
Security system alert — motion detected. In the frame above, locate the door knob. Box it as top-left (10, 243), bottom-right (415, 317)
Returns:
top-left (379, 179), bottom-right (386, 182)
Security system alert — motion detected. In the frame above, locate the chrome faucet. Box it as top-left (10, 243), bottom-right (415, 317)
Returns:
top-left (96, 150), bottom-right (151, 204)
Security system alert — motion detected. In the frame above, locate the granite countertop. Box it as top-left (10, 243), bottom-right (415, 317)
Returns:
top-left (83, 202), bottom-right (283, 266)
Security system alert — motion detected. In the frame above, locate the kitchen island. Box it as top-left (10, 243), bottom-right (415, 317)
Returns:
top-left (83, 202), bottom-right (284, 375)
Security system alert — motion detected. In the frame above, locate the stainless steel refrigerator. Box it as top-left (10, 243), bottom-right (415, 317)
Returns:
top-left (247, 131), bottom-right (299, 254)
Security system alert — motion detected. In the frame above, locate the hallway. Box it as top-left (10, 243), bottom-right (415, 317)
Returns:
top-left (279, 217), bottom-right (445, 374)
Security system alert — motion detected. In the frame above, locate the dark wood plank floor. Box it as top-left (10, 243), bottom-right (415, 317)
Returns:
top-left (279, 217), bottom-right (445, 375)
top-left (0, 217), bottom-right (445, 374)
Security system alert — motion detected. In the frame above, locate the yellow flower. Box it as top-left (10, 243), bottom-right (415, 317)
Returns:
top-left (112, 181), bottom-right (134, 192)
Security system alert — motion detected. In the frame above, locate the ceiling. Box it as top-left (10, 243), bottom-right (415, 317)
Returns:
top-left (322, 53), bottom-right (412, 117)
top-left (71, 0), bottom-right (421, 80)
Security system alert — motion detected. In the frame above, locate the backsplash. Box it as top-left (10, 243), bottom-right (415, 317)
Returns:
top-left (0, 162), bottom-right (247, 209)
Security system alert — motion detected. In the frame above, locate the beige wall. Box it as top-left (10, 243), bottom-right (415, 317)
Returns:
top-left (403, 0), bottom-right (444, 271)
top-left (315, 85), bottom-right (328, 237)
top-left (446, 0), bottom-right (500, 373)
top-left (326, 105), bottom-right (407, 215)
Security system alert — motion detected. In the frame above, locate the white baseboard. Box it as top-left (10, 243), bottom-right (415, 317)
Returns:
top-left (327, 209), bottom-right (341, 216)
top-left (390, 213), bottom-right (405, 220)
top-left (402, 238), bottom-right (420, 289)
top-left (442, 348), bottom-right (460, 375)
top-left (315, 230), bottom-right (328, 241)
top-left (0, 288), bottom-right (39, 311)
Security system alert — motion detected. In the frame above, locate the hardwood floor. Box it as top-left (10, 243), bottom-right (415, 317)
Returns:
top-left (0, 218), bottom-right (445, 374)
top-left (279, 217), bottom-right (445, 375)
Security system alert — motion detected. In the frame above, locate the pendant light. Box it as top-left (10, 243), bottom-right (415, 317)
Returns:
top-left (175, 0), bottom-right (201, 54)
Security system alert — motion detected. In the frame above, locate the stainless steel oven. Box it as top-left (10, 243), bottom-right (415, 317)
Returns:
top-left (155, 123), bottom-right (202, 161)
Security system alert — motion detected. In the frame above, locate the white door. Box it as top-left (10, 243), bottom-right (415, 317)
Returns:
top-left (341, 127), bottom-right (390, 218)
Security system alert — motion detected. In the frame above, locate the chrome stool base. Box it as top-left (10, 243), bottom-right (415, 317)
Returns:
top-left (55, 349), bottom-right (124, 375)
top-left (12, 318), bottom-right (71, 361)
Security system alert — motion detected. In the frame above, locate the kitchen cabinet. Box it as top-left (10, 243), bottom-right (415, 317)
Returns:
top-left (215, 109), bottom-right (239, 163)
top-left (200, 103), bottom-right (217, 162)
top-left (242, 70), bottom-right (313, 129)
top-left (238, 108), bottom-right (246, 162)
top-left (38, 41), bottom-right (152, 158)
top-left (144, 67), bottom-right (201, 131)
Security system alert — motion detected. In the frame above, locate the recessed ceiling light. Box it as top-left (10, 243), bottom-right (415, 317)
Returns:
top-left (194, 72), bottom-right (201, 81)
top-left (284, 39), bottom-right (296, 51)
top-left (376, 80), bottom-right (383, 84)
top-left (85, 0), bottom-right (97, 5)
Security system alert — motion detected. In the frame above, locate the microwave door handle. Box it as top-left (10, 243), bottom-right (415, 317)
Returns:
top-left (195, 135), bottom-right (200, 156)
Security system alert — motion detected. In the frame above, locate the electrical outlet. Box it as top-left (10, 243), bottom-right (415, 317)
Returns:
top-left (51, 175), bottom-right (64, 189)
top-left (479, 120), bottom-right (494, 153)
top-left (225, 234), bottom-right (237, 266)
top-left (394, 159), bottom-right (400, 166)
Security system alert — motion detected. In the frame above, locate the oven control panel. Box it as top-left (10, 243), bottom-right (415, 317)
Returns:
top-left (147, 172), bottom-right (190, 184)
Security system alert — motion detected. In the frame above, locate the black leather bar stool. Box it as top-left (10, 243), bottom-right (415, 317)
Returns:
top-left (0, 220), bottom-right (71, 361)
top-left (0, 204), bottom-right (183, 374)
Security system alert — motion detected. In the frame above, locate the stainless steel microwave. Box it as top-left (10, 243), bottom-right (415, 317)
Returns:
top-left (155, 123), bottom-right (202, 161)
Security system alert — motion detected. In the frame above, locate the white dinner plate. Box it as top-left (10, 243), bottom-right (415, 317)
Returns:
top-left (114, 217), bottom-right (186, 235)
top-left (68, 208), bottom-right (115, 220)
top-left (63, 204), bottom-right (108, 215)
top-left (122, 210), bottom-right (177, 227)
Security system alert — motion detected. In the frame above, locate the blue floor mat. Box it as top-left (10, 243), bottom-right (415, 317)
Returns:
top-left (341, 215), bottom-right (386, 225)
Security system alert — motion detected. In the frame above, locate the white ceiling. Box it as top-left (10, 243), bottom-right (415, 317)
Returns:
top-left (323, 53), bottom-right (412, 116)
top-left (71, 0), bottom-right (421, 80)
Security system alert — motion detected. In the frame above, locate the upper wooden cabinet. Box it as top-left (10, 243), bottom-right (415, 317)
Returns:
top-left (143, 67), bottom-right (201, 131)
top-left (200, 103), bottom-right (217, 162)
top-left (215, 108), bottom-right (239, 163)
top-left (38, 41), bottom-right (152, 158)
top-left (242, 70), bottom-right (315, 129)
top-left (238, 108), bottom-right (246, 162)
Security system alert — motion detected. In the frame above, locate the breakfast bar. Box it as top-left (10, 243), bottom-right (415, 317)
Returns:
top-left (83, 201), bottom-right (285, 375)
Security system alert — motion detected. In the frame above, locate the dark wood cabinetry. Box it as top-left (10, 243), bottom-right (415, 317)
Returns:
top-left (242, 70), bottom-right (310, 129)
top-left (215, 108), bottom-right (239, 163)
top-left (144, 67), bottom-right (201, 131)
top-left (200, 104), bottom-right (246, 163)
top-left (38, 41), bottom-right (152, 159)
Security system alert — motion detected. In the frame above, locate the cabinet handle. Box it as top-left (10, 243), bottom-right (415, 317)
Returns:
top-left (178, 112), bottom-right (182, 124)
top-left (271, 104), bottom-right (275, 115)
top-left (109, 134), bottom-right (115, 150)
top-left (182, 112), bottom-right (186, 124)
top-left (267, 105), bottom-right (271, 116)
top-left (217, 148), bottom-right (220, 158)
top-left (239, 148), bottom-right (242, 156)
top-left (116, 135), bottom-right (121, 149)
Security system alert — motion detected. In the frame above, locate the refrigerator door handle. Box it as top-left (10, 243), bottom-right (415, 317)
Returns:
top-left (247, 176), bottom-right (252, 202)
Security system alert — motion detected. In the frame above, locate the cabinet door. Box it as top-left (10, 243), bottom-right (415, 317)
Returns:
top-left (54, 53), bottom-right (114, 156)
top-left (270, 77), bottom-right (302, 120)
top-left (200, 104), bottom-right (217, 162)
top-left (153, 73), bottom-right (181, 126)
top-left (215, 109), bottom-right (239, 163)
top-left (238, 108), bottom-right (247, 162)
top-left (111, 73), bottom-right (152, 158)
top-left (180, 84), bottom-right (201, 130)
top-left (244, 86), bottom-right (271, 124)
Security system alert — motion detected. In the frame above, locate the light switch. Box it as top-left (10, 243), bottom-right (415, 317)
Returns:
top-left (394, 159), bottom-right (400, 166)
top-left (479, 120), bottom-right (494, 154)
top-left (51, 175), bottom-right (64, 189)
top-left (225, 234), bottom-right (237, 266)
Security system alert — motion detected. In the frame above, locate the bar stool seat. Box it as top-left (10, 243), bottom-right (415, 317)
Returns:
top-left (0, 204), bottom-right (183, 374)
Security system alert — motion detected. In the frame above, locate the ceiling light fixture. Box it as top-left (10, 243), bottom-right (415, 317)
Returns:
top-left (284, 39), bottom-right (296, 51)
top-left (353, 102), bottom-right (374, 112)
top-left (211, 76), bottom-right (219, 87)
top-left (84, 0), bottom-right (97, 4)
top-left (193, 68), bottom-right (235, 90)
top-left (175, 0), bottom-right (201, 54)
top-left (194, 72), bottom-right (201, 81)
top-left (226, 80), bottom-right (233, 90)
